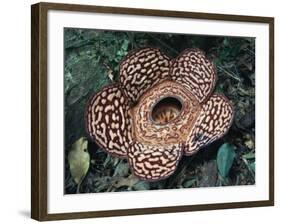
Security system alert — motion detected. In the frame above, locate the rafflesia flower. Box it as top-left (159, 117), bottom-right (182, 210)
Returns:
top-left (86, 47), bottom-right (234, 181)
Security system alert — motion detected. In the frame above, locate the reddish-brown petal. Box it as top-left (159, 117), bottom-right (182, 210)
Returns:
top-left (184, 94), bottom-right (234, 155)
top-left (170, 48), bottom-right (217, 103)
top-left (127, 141), bottom-right (182, 181)
top-left (119, 47), bottom-right (170, 104)
top-left (85, 84), bottom-right (132, 158)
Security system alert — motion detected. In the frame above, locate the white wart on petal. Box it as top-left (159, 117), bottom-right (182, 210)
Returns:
top-left (127, 141), bottom-right (182, 181)
top-left (86, 84), bottom-right (132, 157)
top-left (119, 47), bottom-right (170, 104)
top-left (184, 94), bottom-right (234, 155)
top-left (170, 48), bottom-right (217, 103)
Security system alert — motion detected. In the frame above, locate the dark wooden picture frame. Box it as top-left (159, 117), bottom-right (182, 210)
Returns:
top-left (31, 2), bottom-right (274, 221)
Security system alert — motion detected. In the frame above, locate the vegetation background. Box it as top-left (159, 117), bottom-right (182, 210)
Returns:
top-left (64, 28), bottom-right (255, 194)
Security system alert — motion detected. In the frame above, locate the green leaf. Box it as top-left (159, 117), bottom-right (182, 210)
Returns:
top-left (217, 143), bottom-right (236, 178)
top-left (249, 162), bottom-right (255, 173)
top-left (113, 161), bottom-right (130, 177)
top-left (132, 181), bottom-right (150, 191)
top-left (223, 38), bottom-right (229, 46)
top-left (183, 178), bottom-right (197, 188)
top-left (242, 151), bottom-right (255, 160)
top-left (121, 39), bottom-right (129, 51)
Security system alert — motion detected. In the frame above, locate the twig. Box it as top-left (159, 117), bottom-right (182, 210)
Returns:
top-left (66, 39), bottom-right (95, 51)
top-left (217, 65), bottom-right (241, 82)
top-left (147, 34), bottom-right (179, 55)
top-left (126, 32), bottom-right (135, 49)
top-left (242, 158), bottom-right (255, 181)
top-left (76, 182), bottom-right (81, 194)
top-left (76, 174), bottom-right (87, 194)
top-left (246, 47), bottom-right (255, 56)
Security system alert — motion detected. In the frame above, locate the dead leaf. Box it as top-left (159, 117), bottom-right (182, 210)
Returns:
top-left (245, 139), bottom-right (255, 149)
top-left (131, 181), bottom-right (150, 191)
top-left (199, 160), bottom-right (218, 187)
top-left (103, 63), bottom-right (114, 81)
top-left (68, 137), bottom-right (90, 186)
top-left (113, 161), bottom-right (130, 177)
top-left (107, 175), bottom-right (140, 192)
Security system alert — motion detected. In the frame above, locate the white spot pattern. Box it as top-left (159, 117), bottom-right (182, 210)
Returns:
top-left (170, 48), bottom-right (216, 103)
top-left (119, 48), bottom-right (170, 104)
top-left (184, 94), bottom-right (234, 155)
top-left (127, 141), bottom-right (182, 181)
top-left (86, 84), bottom-right (132, 157)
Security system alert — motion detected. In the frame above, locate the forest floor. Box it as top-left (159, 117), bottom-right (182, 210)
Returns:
top-left (64, 28), bottom-right (255, 194)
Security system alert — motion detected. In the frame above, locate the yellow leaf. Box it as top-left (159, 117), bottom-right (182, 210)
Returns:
top-left (68, 137), bottom-right (90, 185)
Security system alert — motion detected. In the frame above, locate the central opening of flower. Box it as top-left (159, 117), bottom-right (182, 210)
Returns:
top-left (151, 97), bottom-right (183, 125)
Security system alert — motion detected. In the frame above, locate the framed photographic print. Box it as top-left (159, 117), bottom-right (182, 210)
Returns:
top-left (31, 2), bottom-right (274, 221)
